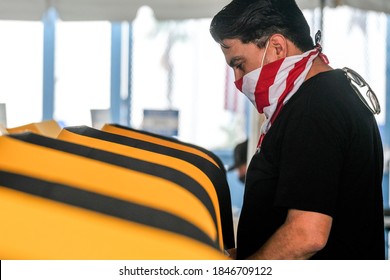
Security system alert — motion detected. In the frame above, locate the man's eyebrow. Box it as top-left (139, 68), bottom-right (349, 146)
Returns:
top-left (229, 57), bottom-right (242, 68)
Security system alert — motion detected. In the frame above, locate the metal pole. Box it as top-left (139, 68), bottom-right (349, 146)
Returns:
top-left (42, 8), bottom-right (57, 121)
top-left (110, 22), bottom-right (122, 124)
top-left (320, 0), bottom-right (325, 32)
top-left (383, 14), bottom-right (390, 260)
top-left (126, 22), bottom-right (133, 127)
top-left (385, 16), bottom-right (390, 150)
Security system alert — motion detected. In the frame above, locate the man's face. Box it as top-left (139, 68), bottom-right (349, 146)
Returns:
top-left (221, 38), bottom-right (267, 81)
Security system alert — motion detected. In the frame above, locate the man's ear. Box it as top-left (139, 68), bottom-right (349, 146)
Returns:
top-left (269, 34), bottom-right (288, 59)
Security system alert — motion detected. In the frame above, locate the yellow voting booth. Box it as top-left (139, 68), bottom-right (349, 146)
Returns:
top-left (0, 122), bottom-right (229, 259)
top-left (57, 126), bottom-right (224, 249)
top-left (101, 124), bottom-right (235, 249)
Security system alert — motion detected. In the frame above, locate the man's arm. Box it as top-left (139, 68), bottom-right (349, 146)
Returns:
top-left (248, 209), bottom-right (332, 260)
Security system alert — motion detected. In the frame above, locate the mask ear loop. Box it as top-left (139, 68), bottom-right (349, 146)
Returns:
top-left (260, 40), bottom-right (270, 68)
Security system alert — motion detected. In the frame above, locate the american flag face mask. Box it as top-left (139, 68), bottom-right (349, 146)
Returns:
top-left (235, 45), bottom-right (327, 148)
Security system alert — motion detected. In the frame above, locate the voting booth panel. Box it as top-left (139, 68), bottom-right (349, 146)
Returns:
top-left (0, 135), bottom-right (224, 259)
top-left (11, 131), bottom-right (221, 247)
top-left (5, 120), bottom-right (62, 138)
top-left (57, 127), bottom-right (224, 249)
top-left (84, 124), bottom-right (234, 249)
top-left (0, 178), bottom-right (224, 260)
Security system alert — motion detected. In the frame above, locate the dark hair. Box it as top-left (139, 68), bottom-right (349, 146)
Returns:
top-left (210, 0), bottom-right (314, 51)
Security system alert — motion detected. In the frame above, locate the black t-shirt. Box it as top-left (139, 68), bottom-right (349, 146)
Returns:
top-left (237, 69), bottom-right (385, 260)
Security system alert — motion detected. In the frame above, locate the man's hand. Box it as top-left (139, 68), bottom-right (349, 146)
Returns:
top-left (226, 248), bottom-right (237, 260)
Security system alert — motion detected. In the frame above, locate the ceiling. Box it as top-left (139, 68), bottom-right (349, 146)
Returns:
top-left (0, 0), bottom-right (389, 21)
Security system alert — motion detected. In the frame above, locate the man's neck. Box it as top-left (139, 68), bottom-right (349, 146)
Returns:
top-left (306, 56), bottom-right (333, 81)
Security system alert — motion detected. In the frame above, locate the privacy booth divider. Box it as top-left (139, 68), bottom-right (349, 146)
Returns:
top-left (0, 121), bottom-right (231, 259)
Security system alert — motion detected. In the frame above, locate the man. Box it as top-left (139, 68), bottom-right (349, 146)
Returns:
top-left (210, 0), bottom-right (385, 259)
top-left (228, 139), bottom-right (248, 183)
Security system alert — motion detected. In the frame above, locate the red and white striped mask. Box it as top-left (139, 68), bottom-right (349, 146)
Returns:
top-left (235, 45), bottom-right (327, 147)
